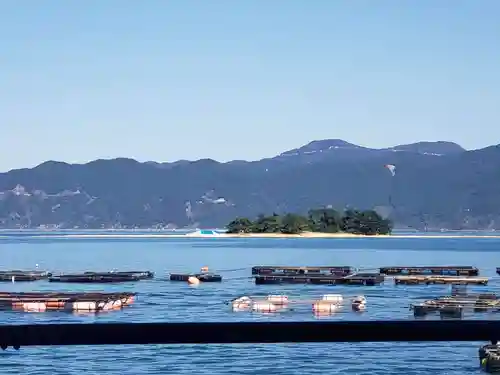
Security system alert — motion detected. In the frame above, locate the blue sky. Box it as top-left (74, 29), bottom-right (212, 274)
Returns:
top-left (1, 0), bottom-right (499, 171)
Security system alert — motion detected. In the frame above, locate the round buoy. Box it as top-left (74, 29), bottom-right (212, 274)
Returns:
top-left (187, 276), bottom-right (200, 285)
top-left (252, 301), bottom-right (277, 313)
top-left (232, 296), bottom-right (252, 311)
top-left (312, 300), bottom-right (339, 313)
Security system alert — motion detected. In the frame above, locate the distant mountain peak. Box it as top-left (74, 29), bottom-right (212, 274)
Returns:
top-left (306, 139), bottom-right (361, 149)
top-left (274, 139), bottom-right (466, 163)
top-left (387, 141), bottom-right (465, 156)
top-left (279, 139), bottom-right (363, 158)
top-left (34, 160), bottom-right (72, 170)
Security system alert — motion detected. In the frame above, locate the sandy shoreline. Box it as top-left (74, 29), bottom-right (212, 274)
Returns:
top-left (0, 232), bottom-right (499, 239)
top-left (216, 232), bottom-right (500, 239)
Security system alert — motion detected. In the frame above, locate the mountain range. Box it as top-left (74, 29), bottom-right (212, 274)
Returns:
top-left (0, 139), bottom-right (498, 230)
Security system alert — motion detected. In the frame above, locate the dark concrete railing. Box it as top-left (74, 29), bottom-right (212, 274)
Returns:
top-left (0, 320), bottom-right (499, 350)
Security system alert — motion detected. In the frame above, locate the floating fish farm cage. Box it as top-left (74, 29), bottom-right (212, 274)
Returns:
top-left (479, 344), bottom-right (500, 373)
top-left (0, 292), bottom-right (136, 312)
top-left (250, 265), bottom-right (490, 286)
top-left (49, 271), bottom-right (154, 283)
top-left (380, 266), bottom-right (479, 276)
top-left (251, 265), bottom-right (384, 285)
top-left (169, 272), bottom-right (222, 282)
top-left (394, 275), bottom-right (488, 286)
top-left (251, 266), bottom-right (355, 276)
top-left (254, 272), bottom-right (385, 285)
top-left (410, 294), bottom-right (500, 318)
top-left (252, 266), bottom-right (384, 285)
top-left (0, 270), bottom-right (52, 282)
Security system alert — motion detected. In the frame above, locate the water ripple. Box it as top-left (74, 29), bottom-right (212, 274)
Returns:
top-left (0, 236), bottom-right (499, 373)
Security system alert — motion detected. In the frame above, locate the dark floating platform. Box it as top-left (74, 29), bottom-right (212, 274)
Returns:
top-left (380, 266), bottom-right (479, 276)
top-left (395, 275), bottom-right (488, 285)
top-left (49, 271), bottom-right (154, 283)
top-left (411, 294), bottom-right (499, 318)
top-left (0, 270), bottom-right (52, 282)
top-left (252, 266), bottom-right (355, 276)
top-left (0, 291), bottom-right (136, 312)
top-left (480, 344), bottom-right (500, 373)
top-left (254, 272), bottom-right (385, 285)
top-left (169, 273), bottom-right (222, 282)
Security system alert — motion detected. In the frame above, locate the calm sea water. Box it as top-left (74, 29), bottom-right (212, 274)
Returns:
top-left (0, 233), bottom-right (499, 374)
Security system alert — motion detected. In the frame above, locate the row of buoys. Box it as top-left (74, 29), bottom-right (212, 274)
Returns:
top-left (17, 299), bottom-right (126, 312)
top-left (230, 294), bottom-right (366, 313)
top-left (8, 293), bottom-right (135, 313)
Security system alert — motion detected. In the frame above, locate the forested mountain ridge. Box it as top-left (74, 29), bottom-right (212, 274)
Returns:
top-left (0, 140), bottom-right (498, 230)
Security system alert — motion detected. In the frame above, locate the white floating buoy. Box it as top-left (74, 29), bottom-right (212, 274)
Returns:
top-left (321, 294), bottom-right (343, 303)
top-left (72, 301), bottom-right (98, 311)
top-left (23, 302), bottom-right (47, 312)
top-left (187, 276), bottom-right (200, 285)
top-left (252, 301), bottom-right (277, 313)
top-left (266, 295), bottom-right (288, 305)
top-left (231, 296), bottom-right (252, 311)
top-left (11, 276), bottom-right (15, 283)
top-left (312, 300), bottom-right (339, 313)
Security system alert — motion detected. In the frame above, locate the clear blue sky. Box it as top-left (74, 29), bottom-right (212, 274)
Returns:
top-left (1, 0), bottom-right (499, 172)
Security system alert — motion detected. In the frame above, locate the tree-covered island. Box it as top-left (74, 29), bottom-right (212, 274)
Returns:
top-left (225, 208), bottom-right (393, 235)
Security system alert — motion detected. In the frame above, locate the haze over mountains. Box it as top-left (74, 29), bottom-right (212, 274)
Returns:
top-left (0, 139), bottom-right (498, 230)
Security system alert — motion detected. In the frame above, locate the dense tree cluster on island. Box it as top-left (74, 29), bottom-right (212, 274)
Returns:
top-left (225, 208), bottom-right (393, 235)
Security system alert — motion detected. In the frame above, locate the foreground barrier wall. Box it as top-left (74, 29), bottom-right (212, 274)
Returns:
top-left (1, 320), bottom-right (500, 349)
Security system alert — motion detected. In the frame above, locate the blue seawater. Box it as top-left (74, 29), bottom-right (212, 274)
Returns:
top-left (0, 232), bottom-right (499, 374)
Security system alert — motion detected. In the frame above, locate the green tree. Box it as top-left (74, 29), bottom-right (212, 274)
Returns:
top-left (341, 209), bottom-right (361, 233)
top-left (280, 213), bottom-right (312, 234)
top-left (226, 217), bottom-right (254, 233)
top-left (224, 207), bottom-right (393, 235)
top-left (251, 213), bottom-right (282, 233)
top-left (341, 209), bottom-right (392, 235)
top-left (308, 208), bottom-right (341, 233)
